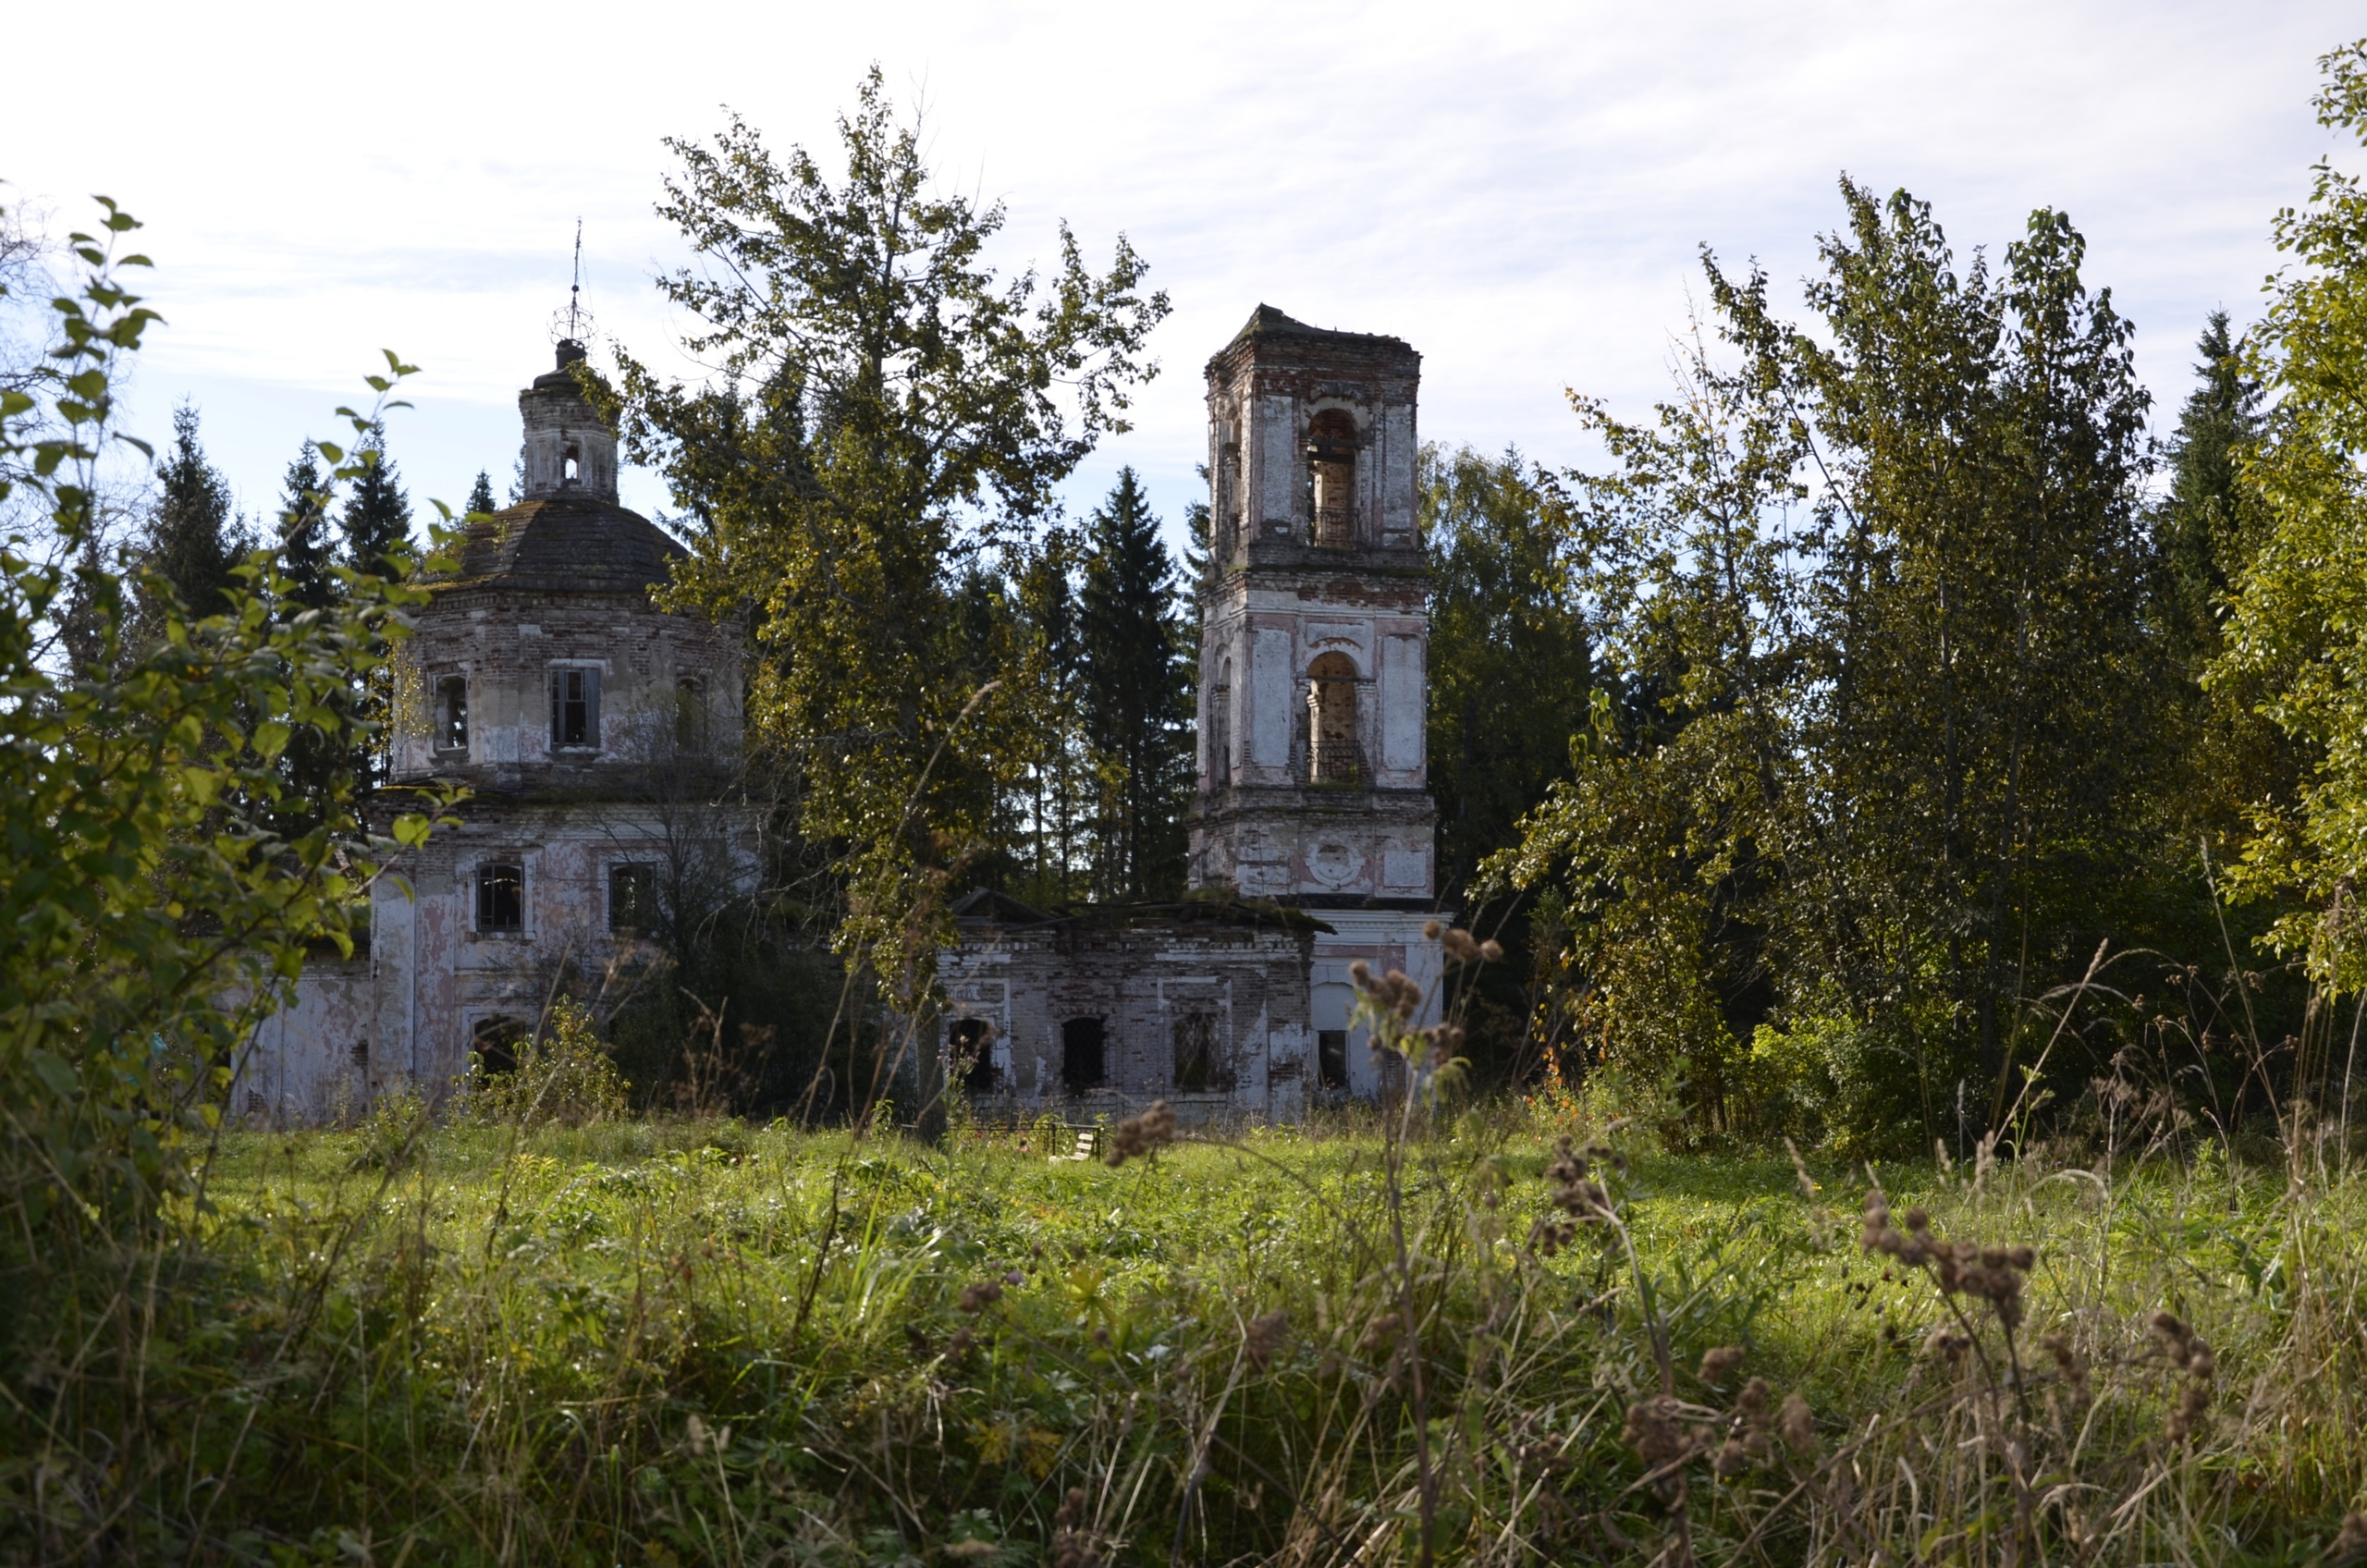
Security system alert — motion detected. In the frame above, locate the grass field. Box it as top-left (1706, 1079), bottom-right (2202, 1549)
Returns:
top-left (11, 1107), bottom-right (2367, 1565)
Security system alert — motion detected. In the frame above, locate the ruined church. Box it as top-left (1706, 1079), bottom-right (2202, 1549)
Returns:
top-left (240, 306), bottom-right (1443, 1124)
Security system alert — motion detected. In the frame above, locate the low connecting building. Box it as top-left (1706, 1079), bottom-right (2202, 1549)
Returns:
top-left (939, 306), bottom-right (1447, 1125)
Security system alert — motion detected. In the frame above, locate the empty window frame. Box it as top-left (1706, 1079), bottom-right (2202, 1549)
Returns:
top-left (1172, 1012), bottom-right (1229, 1092)
top-left (548, 666), bottom-right (601, 749)
top-left (1209, 657), bottom-right (1232, 786)
top-left (674, 676), bottom-right (707, 751)
top-left (1306, 409), bottom-right (1356, 546)
top-left (435, 674), bottom-right (469, 752)
top-left (608, 863), bottom-right (656, 934)
top-left (950, 1016), bottom-right (996, 1096)
top-left (1318, 1029), bottom-right (1350, 1090)
top-left (1061, 1016), bottom-right (1106, 1095)
top-left (472, 1015), bottom-right (524, 1077)
top-left (1306, 652), bottom-right (1361, 785)
top-left (475, 862), bottom-right (524, 932)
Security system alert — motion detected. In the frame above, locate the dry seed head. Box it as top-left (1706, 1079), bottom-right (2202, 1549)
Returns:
top-left (1777, 1391), bottom-right (1817, 1456)
top-left (957, 1280), bottom-right (1003, 1313)
top-left (1423, 919), bottom-right (1442, 939)
top-left (1736, 1377), bottom-right (1771, 1424)
top-left (1245, 1309), bottom-right (1290, 1371)
top-left (2333, 1511), bottom-right (2367, 1560)
top-left (1105, 1100), bottom-right (1176, 1166)
top-left (1699, 1345), bottom-right (1747, 1385)
top-left (1621, 1396), bottom-right (1699, 1468)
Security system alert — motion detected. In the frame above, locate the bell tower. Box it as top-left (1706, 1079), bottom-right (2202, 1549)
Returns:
top-left (1188, 306), bottom-right (1435, 907)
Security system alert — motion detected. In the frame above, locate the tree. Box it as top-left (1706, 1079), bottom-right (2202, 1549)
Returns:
top-left (1079, 467), bottom-right (1191, 899)
top-left (2157, 312), bottom-right (2264, 675)
top-left (465, 468), bottom-right (497, 518)
top-left (1495, 182), bottom-right (2167, 1151)
top-left (277, 439), bottom-right (336, 615)
top-left (1422, 445), bottom-right (1594, 900)
top-left (2214, 40), bottom-right (2367, 996)
top-left (339, 422), bottom-right (411, 582)
top-left (131, 403), bottom-right (248, 633)
top-left (605, 68), bottom-right (1168, 1026)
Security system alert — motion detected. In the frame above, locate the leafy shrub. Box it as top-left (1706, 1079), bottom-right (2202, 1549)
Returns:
top-left (469, 998), bottom-right (630, 1129)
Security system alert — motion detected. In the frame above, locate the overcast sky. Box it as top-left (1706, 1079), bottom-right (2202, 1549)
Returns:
top-left (6, 1), bottom-right (2359, 549)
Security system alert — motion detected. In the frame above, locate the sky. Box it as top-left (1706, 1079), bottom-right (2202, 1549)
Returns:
top-left (5, 0), bottom-right (2359, 552)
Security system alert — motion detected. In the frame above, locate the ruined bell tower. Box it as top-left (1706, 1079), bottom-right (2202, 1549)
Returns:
top-left (1189, 305), bottom-right (1436, 907)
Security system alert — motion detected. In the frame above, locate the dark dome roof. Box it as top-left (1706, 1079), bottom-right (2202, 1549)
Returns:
top-left (434, 496), bottom-right (687, 594)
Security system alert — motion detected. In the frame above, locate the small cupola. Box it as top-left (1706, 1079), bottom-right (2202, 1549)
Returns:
top-left (518, 339), bottom-right (619, 504)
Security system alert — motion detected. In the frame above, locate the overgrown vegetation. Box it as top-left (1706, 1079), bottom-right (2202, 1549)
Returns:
top-left (12, 1064), bottom-right (2367, 1562)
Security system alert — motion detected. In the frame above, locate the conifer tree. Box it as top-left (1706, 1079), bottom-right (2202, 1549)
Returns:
top-left (1079, 468), bottom-right (1191, 899)
top-left (339, 423), bottom-right (411, 583)
top-left (272, 440), bottom-right (350, 828)
top-left (2157, 311), bottom-right (2263, 674)
top-left (276, 440), bottom-right (337, 617)
top-left (132, 404), bottom-right (248, 632)
top-left (465, 469), bottom-right (497, 517)
top-left (337, 425), bottom-right (411, 790)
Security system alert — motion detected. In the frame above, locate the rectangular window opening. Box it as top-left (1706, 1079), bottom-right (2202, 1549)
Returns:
top-left (549, 666), bottom-right (600, 749)
top-left (476, 863), bottom-right (524, 932)
top-left (436, 674), bottom-right (469, 752)
top-left (1317, 1029), bottom-right (1350, 1090)
top-left (608, 864), bottom-right (656, 935)
top-left (1172, 1012), bottom-right (1227, 1092)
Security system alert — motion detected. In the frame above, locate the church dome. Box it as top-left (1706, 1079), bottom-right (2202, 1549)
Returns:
top-left (435, 495), bottom-right (685, 594)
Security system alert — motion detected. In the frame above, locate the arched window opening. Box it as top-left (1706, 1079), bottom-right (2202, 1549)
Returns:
top-left (950, 1017), bottom-right (996, 1096)
top-left (1209, 658), bottom-right (1232, 785)
top-left (1306, 652), bottom-right (1361, 785)
top-left (1061, 1016), bottom-right (1106, 1095)
top-left (1306, 409), bottom-right (1356, 546)
top-left (563, 441), bottom-right (581, 484)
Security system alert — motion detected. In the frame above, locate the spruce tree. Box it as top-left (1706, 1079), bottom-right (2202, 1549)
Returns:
top-left (133, 404), bottom-right (247, 631)
top-left (273, 440), bottom-right (350, 828)
top-left (1079, 468), bottom-right (1191, 899)
top-left (465, 469), bottom-right (498, 517)
top-left (339, 424), bottom-right (411, 583)
top-left (2157, 311), bottom-right (2263, 673)
top-left (276, 440), bottom-right (337, 616)
top-left (338, 425), bottom-right (411, 790)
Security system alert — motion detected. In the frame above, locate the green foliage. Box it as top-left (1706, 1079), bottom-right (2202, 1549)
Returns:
top-left (1422, 445), bottom-right (1594, 902)
top-left (0, 196), bottom-right (445, 1247)
top-left (606, 68), bottom-right (1169, 1020)
top-left (13, 1111), bottom-right (2366, 1563)
top-left (1494, 182), bottom-right (2168, 1150)
top-left (468, 998), bottom-right (631, 1129)
top-left (462, 467), bottom-right (497, 518)
top-left (2213, 40), bottom-right (2367, 993)
top-left (130, 402), bottom-right (251, 633)
top-left (1079, 466), bottom-right (1192, 900)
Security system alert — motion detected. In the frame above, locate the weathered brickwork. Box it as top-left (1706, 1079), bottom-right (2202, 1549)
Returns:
top-left (940, 902), bottom-right (1318, 1127)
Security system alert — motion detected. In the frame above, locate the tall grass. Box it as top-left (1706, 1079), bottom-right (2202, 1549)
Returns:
top-left (6, 1078), bottom-right (2366, 1564)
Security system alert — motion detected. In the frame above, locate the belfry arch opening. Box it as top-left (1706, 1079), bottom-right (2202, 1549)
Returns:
top-left (1306, 409), bottom-right (1356, 546)
top-left (1307, 651), bottom-right (1361, 784)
